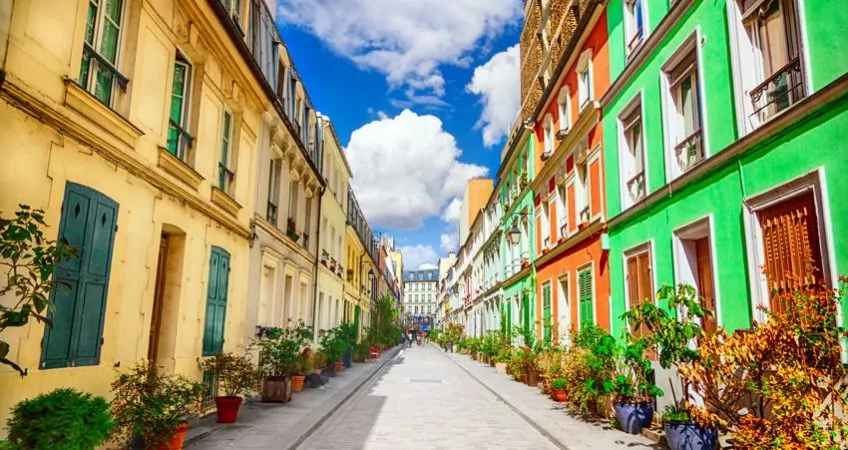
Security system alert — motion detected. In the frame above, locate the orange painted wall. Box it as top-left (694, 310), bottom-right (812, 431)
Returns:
top-left (535, 235), bottom-right (611, 339)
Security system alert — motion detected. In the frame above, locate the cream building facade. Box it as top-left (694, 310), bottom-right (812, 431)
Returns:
top-left (0, 0), bottom-right (293, 425)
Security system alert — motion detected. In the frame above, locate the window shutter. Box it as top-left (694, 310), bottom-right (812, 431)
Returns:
top-left (578, 269), bottom-right (593, 328)
top-left (542, 283), bottom-right (552, 343)
top-left (42, 183), bottom-right (118, 369)
top-left (203, 247), bottom-right (230, 356)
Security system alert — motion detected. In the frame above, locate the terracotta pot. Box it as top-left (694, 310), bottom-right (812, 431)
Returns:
top-left (261, 377), bottom-right (292, 403)
top-left (291, 375), bottom-right (306, 393)
top-left (550, 388), bottom-right (568, 403)
top-left (526, 369), bottom-right (540, 387)
top-left (489, 359), bottom-right (495, 367)
top-left (334, 361), bottom-right (344, 373)
top-left (149, 422), bottom-right (189, 450)
top-left (521, 372), bottom-right (529, 384)
top-left (214, 396), bottom-right (243, 423)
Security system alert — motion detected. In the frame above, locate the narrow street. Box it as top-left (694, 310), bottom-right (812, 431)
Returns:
top-left (295, 345), bottom-right (558, 450)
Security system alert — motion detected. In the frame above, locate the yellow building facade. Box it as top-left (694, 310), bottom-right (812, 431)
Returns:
top-left (0, 0), bottom-right (296, 427)
top-left (345, 189), bottom-right (377, 335)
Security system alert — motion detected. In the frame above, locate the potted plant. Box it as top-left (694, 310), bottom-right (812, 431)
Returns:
top-left (338, 322), bottom-right (358, 368)
top-left (598, 335), bottom-right (662, 435)
top-left (550, 378), bottom-right (568, 402)
top-left (623, 284), bottom-right (718, 450)
top-left (320, 250), bottom-right (328, 266)
top-left (312, 351), bottom-right (330, 384)
top-left (198, 352), bottom-right (260, 423)
top-left (111, 363), bottom-right (205, 450)
top-left (252, 320), bottom-right (311, 403)
top-left (320, 327), bottom-right (346, 377)
top-left (292, 352), bottom-right (313, 393)
top-left (4, 388), bottom-right (112, 449)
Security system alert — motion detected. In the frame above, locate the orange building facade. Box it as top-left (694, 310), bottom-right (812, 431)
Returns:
top-left (531, 5), bottom-right (612, 342)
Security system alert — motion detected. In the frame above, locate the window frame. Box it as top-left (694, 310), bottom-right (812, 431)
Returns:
top-left (166, 52), bottom-right (194, 161)
top-left (576, 50), bottom-right (593, 109)
top-left (79, 0), bottom-right (129, 107)
top-left (623, 0), bottom-right (648, 58)
top-left (618, 94), bottom-right (647, 210)
top-left (557, 86), bottom-right (571, 133)
top-left (217, 108), bottom-right (236, 195)
top-left (623, 241), bottom-right (656, 340)
top-left (672, 215), bottom-right (721, 333)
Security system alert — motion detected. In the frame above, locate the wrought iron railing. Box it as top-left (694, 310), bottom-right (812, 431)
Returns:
top-left (217, 163), bottom-right (236, 195)
top-left (626, 28), bottom-right (644, 55)
top-left (80, 42), bottom-right (129, 106)
top-left (201, 370), bottom-right (218, 411)
top-left (626, 171), bottom-right (646, 204)
top-left (266, 201), bottom-right (278, 225)
top-left (674, 128), bottom-right (704, 173)
top-left (749, 57), bottom-right (805, 124)
top-left (579, 206), bottom-right (591, 223)
top-left (166, 119), bottom-right (194, 161)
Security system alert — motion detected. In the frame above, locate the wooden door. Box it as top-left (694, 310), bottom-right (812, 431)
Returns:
top-left (758, 191), bottom-right (823, 314)
top-left (148, 235), bottom-right (169, 364)
top-left (626, 250), bottom-right (655, 358)
top-left (694, 237), bottom-right (717, 334)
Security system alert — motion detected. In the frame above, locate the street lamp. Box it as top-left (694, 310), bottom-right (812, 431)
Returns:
top-left (368, 269), bottom-right (375, 281)
top-left (508, 225), bottom-right (521, 247)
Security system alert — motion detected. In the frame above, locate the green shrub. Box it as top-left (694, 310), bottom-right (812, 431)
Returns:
top-left (5, 388), bottom-right (112, 450)
top-left (550, 378), bottom-right (567, 390)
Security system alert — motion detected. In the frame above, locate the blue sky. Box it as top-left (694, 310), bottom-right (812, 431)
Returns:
top-left (275, 0), bottom-right (524, 269)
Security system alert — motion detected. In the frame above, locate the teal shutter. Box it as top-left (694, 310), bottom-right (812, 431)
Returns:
top-left (542, 283), bottom-right (552, 344)
top-left (522, 293), bottom-right (530, 338)
top-left (42, 183), bottom-right (118, 369)
top-left (578, 269), bottom-right (594, 329)
top-left (203, 247), bottom-right (230, 356)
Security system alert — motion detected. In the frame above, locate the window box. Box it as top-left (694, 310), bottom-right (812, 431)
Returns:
top-left (63, 79), bottom-right (142, 148)
top-left (157, 146), bottom-right (204, 190)
top-left (210, 186), bottom-right (242, 217)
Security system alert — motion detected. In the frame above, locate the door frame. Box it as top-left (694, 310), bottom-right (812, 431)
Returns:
top-left (672, 215), bottom-right (721, 330)
top-left (148, 234), bottom-right (170, 364)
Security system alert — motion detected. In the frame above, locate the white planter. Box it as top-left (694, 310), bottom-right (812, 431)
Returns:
top-left (495, 362), bottom-right (507, 374)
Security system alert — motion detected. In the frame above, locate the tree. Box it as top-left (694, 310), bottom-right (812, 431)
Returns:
top-left (0, 205), bottom-right (75, 376)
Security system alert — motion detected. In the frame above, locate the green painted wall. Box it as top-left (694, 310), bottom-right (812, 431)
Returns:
top-left (603, 0), bottom-right (848, 335)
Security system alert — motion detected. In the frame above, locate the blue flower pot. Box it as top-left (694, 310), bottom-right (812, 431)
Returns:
top-left (664, 421), bottom-right (718, 450)
top-left (614, 402), bottom-right (654, 434)
top-left (343, 348), bottom-right (353, 368)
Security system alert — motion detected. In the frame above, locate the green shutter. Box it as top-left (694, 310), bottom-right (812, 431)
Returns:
top-left (354, 305), bottom-right (361, 340)
top-left (203, 247), bottom-right (230, 356)
top-left (542, 283), bottom-right (552, 344)
top-left (522, 293), bottom-right (531, 339)
top-left (42, 183), bottom-right (118, 369)
top-left (578, 269), bottom-right (593, 329)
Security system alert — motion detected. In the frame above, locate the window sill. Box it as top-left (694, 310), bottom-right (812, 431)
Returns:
top-left (211, 187), bottom-right (242, 217)
top-left (157, 147), bottom-right (204, 189)
top-left (63, 79), bottom-right (142, 148)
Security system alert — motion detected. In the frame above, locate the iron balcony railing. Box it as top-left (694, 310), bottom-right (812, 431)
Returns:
top-left (626, 171), bottom-right (646, 204)
top-left (749, 57), bottom-right (806, 124)
top-left (626, 27), bottom-right (644, 55)
top-left (217, 163), bottom-right (236, 195)
top-left (674, 128), bottom-right (704, 173)
top-left (266, 201), bottom-right (278, 226)
top-left (166, 119), bottom-right (194, 161)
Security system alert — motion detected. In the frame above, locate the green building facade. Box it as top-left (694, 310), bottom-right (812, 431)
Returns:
top-left (603, 0), bottom-right (848, 337)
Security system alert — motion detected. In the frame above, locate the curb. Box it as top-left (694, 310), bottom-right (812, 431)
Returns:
top-left (184, 346), bottom-right (401, 448)
top-left (287, 346), bottom-right (400, 450)
top-left (441, 351), bottom-right (570, 450)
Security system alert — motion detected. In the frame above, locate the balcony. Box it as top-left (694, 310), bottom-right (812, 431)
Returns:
top-left (626, 171), bottom-right (646, 204)
top-left (266, 201), bottom-right (278, 226)
top-left (674, 128), bottom-right (704, 173)
top-left (749, 57), bottom-right (806, 125)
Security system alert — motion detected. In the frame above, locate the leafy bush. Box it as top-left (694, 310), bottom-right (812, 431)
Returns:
top-left (536, 345), bottom-right (567, 381)
top-left (5, 388), bottom-right (112, 450)
top-left (110, 363), bottom-right (205, 447)
top-left (550, 378), bottom-right (566, 390)
top-left (599, 334), bottom-right (663, 404)
top-left (197, 352), bottom-right (260, 397)
top-left (562, 325), bottom-right (615, 411)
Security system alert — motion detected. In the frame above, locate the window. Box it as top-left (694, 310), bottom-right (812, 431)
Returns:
top-left (673, 219), bottom-right (718, 334)
top-left (224, 0), bottom-right (241, 23)
top-left (557, 87), bottom-right (571, 133)
top-left (304, 197), bottom-right (312, 250)
top-left (267, 158), bottom-right (281, 225)
top-left (542, 114), bottom-right (554, 159)
top-left (203, 247), bottom-right (230, 356)
top-left (575, 144), bottom-right (590, 224)
top-left (577, 51), bottom-right (593, 108)
top-left (79, 0), bottom-right (127, 106)
top-left (218, 110), bottom-right (235, 195)
top-left (625, 246), bottom-right (654, 343)
top-left (664, 39), bottom-right (704, 177)
top-left (729, 0), bottom-right (806, 131)
top-left (577, 267), bottom-right (593, 329)
top-left (288, 179), bottom-right (299, 231)
top-left (41, 183), bottom-right (118, 369)
top-left (166, 54), bottom-right (193, 161)
top-left (624, 0), bottom-right (646, 56)
top-left (539, 203), bottom-right (550, 250)
top-left (620, 98), bottom-right (646, 207)
top-left (415, 306), bottom-right (419, 314)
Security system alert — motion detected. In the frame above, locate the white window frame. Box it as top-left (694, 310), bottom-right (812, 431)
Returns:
top-left (624, 0), bottom-right (648, 57)
top-left (672, 215), bottom-right (721, 330)
top-left (618, 94), bottom-right (647, 210)
top-left (661, 31), bottom-right (708, 182)
top-left (742, 169), bottom-right (836, 325)
top-left (79, 0), bottom-right (127, 107)
top-left (557, 86), bottom-right (571, 132)
top-left (557, 274), bottom-right (571, 344)
top-left (218, 108), bottom-right (235, 194)
top-left (542, 113), bottom-right (554, 158)
top-left (576, 50), bottom-right (593, 109)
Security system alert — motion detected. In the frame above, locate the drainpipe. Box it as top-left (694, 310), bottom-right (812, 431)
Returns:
top-left (310, 185), bottom-right (325, 342)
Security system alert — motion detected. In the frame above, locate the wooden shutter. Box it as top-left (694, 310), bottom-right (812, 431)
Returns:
top-left (578, 269), bottom-right (593, 328)
top-left (758, 191), bottom-right (823, 314)
top-left (542, 283), bottom-right (552, 343)
top-left (694, 237), bottom-right (717, 334)
top-left (203, 247), bottom-right (230, 356)
top-left (627, 250), bottom-right (655, 358)
top-left (42, 183), bottom-right (118, 369)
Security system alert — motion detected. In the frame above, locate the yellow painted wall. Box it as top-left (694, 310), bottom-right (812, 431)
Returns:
top-left (0, 0), bottom-right (272, 429)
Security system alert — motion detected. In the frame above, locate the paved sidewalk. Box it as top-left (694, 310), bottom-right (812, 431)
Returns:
top-left (444, 349), bottom-right (661, 449)
top-left (185, 346), bottom-right (401, 449)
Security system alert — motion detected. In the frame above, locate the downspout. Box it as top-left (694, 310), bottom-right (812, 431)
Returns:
top-left (311, 184), bottom-right (325, 342)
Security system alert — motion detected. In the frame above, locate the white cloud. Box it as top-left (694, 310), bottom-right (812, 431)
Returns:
top-left (345, 110), bottom-right (488, 230)
top-left (399, 245), bottom-right (439, 270)
top-left (418, 263), bottom-right (438, 270)
top-left (440, 198), bottom-right (462, 225)
top-left (466, 44), bottom-right (520, 147)
top-left (277, 0), bottom-right (522, 104)
top-left (440, 232), bottom-right (459, 253)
